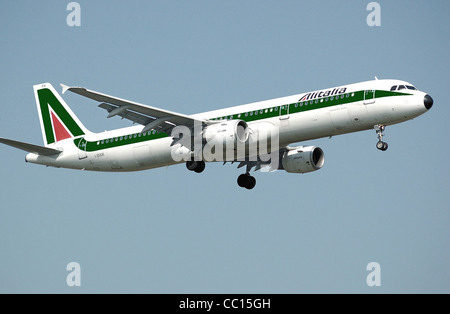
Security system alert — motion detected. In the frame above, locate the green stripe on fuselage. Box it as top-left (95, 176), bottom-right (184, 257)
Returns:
top-left (75, 90), bottom-right (411, 152)
top-left (74, 130), bottom-right (167, 152)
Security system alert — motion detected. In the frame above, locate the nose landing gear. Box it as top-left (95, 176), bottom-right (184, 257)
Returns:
top-left (374, 124), bottom-right (388, 151)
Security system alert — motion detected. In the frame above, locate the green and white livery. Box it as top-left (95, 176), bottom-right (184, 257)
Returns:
top-left (0, 79), bottom-right (433, 189)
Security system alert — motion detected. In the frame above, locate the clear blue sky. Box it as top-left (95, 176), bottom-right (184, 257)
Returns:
top-left (0, 0), bottom-right (448, 293)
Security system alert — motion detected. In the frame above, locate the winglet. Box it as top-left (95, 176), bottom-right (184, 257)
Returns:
top-left (60, 83), bottom-right (70, 94)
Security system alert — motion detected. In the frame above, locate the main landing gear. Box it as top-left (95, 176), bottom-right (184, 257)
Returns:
top-left (187, 159), bottom-right (256, 190)
top-left (186, 160), bottom-right (205, 173)
top-left (237, 173), bottom-right (256, 190)
top-left (374, 124), bottom-right (388, 151)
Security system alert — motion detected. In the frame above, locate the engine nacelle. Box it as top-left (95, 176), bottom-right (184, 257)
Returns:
top-left (203, 120), bottom-right (250, 147)
top-left (281, 146), bottom-right (325, 173)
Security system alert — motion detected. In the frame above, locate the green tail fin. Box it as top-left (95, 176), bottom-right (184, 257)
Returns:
top-left (33, 83), bottom-right (89, 146)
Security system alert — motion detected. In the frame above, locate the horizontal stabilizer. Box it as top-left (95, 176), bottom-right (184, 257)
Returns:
top-left (0, 138), bottom-right (62, 156)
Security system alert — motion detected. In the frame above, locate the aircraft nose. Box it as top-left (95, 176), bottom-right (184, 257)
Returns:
top-left (424, 94), bottom-right (433, 110)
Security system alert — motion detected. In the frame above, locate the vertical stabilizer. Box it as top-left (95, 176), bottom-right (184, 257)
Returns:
top-left (33, 83), bottom-right (89, 146)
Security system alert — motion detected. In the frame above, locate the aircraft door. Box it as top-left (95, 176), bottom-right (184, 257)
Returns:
top-left (77, 138), bottom-right (87, 160)
top-left (348, 102), bottom-right (368, 125)
top-left (279, 104), bottom-right (289, 120)
top-left (364, 89), bottom-right (376, 105)
top-left (329, 108), bottom-right (352, 131)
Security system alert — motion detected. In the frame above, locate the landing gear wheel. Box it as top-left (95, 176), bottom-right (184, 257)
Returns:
top-left (186, 160), bottom-right (205, 173)
top-left (245, 176), bottom-right (256, 190)
top-left (376, 141), bottom-right (388, 151)
top-left (194, 161), bottom-right (205, 173)
top-left (374, 124), bottom-right (388, 151)
top-left (237, 173), bottom-right (256, 190)
top-left (186, 160), bottom-right (198, 171)
top-left (237, 174), bottom-right (249, 187)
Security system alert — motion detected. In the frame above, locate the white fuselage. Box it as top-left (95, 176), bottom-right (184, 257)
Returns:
top-left (25, 79), bottom-right (430, 171)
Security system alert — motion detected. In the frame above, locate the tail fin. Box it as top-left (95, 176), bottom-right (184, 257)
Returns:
top-left (33, 83), bottom-right (89, 146)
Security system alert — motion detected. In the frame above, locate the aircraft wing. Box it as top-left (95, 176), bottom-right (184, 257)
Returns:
top-left (61, 84), bottom-right (207, 134)
top-left (0, 138), bottom-right (62, 156)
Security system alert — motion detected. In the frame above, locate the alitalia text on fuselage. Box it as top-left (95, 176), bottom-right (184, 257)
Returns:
top-left (299, 87), bottom-right (348, 101)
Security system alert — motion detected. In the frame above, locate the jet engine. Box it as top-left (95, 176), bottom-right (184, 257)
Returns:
top-left (281, 146), bottom-right (325, 173)
top-left (203, 120), bottom-right (250, 147)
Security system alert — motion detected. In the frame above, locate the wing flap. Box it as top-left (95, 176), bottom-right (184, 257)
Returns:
top-left (0, 138), bottom-right (62, 156)
top-left (98, 103), bottom-right (153, 126)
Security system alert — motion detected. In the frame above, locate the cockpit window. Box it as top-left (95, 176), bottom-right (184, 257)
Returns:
top-left (390, 85), bottom-right (397, 91)
top-left (397, 85), bottom-right (406, 90)
top-left (406, 85), bottom-right (417, 90)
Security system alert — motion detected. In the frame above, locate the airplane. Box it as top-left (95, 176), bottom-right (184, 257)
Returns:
top-left (0, 78), bottom-right (433, 189)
